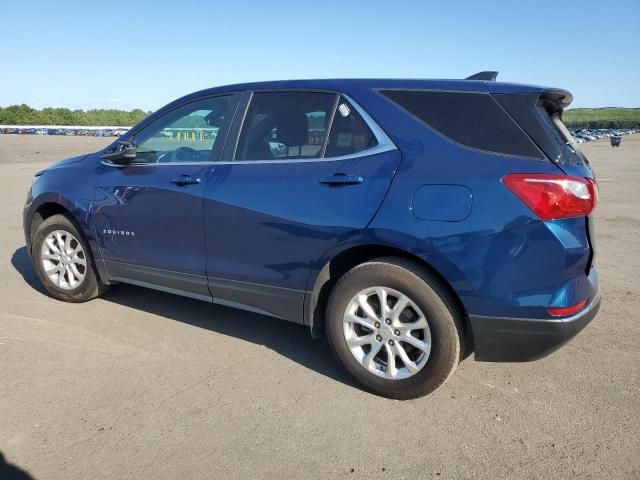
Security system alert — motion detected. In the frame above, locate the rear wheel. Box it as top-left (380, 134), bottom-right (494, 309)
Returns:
top-left (326, 258), bottom-right (463, 399)
top-left (32, 214), bottom-right (108, 302)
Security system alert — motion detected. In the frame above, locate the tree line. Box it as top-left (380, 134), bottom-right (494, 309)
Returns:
top-left (563, 108), bottom-right (640, 129)
top-left (0, 104), bottom-right (151, 126)
top-left (1, 103), bottom-right (638, 130)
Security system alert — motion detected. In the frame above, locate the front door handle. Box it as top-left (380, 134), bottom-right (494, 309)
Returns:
top-left (319, 173), bottom-right (364, 186)
top-left (171, 174), bottom-right (201, 186)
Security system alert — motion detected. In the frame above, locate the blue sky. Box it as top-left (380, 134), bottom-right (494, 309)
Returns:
top-left (1, 0), bottom-right (638, 111)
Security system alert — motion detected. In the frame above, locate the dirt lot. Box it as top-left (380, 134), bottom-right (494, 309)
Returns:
top-left (0, 134), bottom-right (638, 479)
top-left (0, 135), bottom-right (112, 165)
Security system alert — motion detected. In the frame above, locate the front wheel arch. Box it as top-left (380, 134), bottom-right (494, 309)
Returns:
top-left (29, 202), bottom-right (72, 254)
top-left (27, 199), bottom-right (112, 286)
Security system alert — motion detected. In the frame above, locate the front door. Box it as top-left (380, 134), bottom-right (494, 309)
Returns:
top-left (203, 91), bottom-right (400, 320)
top-left (92, 94), bottom-right (240, 299)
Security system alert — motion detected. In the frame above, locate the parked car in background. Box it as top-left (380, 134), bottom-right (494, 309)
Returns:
top-left (570, 127), bottom-right (637, 144)
top-left (23, 74), bottom-right (601, 398)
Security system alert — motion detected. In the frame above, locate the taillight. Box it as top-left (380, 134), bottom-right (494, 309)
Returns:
top-left (548, 299), bottom-right (588, 317)
top-left (502, 173), bottom-right (597, 220)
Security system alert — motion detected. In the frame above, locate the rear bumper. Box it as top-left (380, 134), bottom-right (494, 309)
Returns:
top-left (469, 290), bottom-right (601, 362)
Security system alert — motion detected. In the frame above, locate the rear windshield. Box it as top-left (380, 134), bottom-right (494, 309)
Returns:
top-left (536, 101), bottom-right (574, 145)
top-left (536, 99), bottom-right (589, 166)
top-left (381, 90), bottom-right (543, 158)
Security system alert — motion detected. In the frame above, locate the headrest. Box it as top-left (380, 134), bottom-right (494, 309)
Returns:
top-left (275, 110), bottom-right (308, 147)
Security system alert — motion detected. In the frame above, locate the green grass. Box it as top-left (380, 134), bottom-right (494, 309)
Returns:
top-left (563, 108), bottom-right (640, 128)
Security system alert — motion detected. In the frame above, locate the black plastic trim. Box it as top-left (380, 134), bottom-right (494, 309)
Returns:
top-left (466, 71), bottom-right (499, 81)
top-left (105, 261), bottom-right (211, 301)
top-left (208, 276), bottom-right (305, 324)
top-left (103, 261), bottom-right (305, 324)
top-left (469, 293), bottom-right (601, 362)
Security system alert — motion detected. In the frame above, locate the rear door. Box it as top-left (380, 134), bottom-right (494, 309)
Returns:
top-left (202, 91), bottom-right (400, 322)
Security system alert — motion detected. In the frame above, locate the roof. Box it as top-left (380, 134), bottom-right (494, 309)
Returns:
top-left (150, 77), bottom-right (569, 123)
top-left (193, 78), bottom-right (554, 96)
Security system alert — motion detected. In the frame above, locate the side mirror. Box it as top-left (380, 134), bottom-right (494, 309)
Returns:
top-left (100, 141), bottom-right (137, 164)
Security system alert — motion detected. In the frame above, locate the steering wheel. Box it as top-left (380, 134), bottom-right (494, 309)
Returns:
top-left (172, 146), bottom-right (201, 162)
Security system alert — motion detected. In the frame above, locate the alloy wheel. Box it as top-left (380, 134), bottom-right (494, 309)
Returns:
top-left (40, 230), bottom-right (87, 290)
top-left (343, 286), bottom-right (432, 380)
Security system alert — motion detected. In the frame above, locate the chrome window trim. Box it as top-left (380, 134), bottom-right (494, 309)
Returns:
top-left (102, 145), bottom-right (396, 167)
top-left (101, 160), bottom-right (218, 167)
top-left (101, 92), bottom-right (397, 168)
top-left (218, 143), bottom-right (396, 165)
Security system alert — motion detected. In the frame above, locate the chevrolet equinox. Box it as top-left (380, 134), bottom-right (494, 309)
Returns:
top-left (23, 72), bottom-right (600, 399)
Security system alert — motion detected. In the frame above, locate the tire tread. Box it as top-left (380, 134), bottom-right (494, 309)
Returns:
top-left (326, 256), bottom-right (463, 399)
top-left (32, 213), bottom-right (108, 303)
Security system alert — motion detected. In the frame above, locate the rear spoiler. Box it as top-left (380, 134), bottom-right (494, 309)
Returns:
top-left (466, 74), bottom-right (573, 111)
top-left (466, 71), bottom-right (499, 81)
top-left (540, 89), bottom-right (573, 111)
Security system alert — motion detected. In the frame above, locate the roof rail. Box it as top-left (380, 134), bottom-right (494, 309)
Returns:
top-left (466, 71), bottom-right (499, 81)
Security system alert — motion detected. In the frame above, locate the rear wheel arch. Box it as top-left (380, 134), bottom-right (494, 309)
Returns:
top-left (305, 244), bottom-right (470, 348)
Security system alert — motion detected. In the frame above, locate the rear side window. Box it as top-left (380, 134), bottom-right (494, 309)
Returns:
top-left (324, 97), bottom-right (378, 158)
top-left (381, 90), bottom-right (543, 158)
top-left (235, 92), bottom-right (336, 161)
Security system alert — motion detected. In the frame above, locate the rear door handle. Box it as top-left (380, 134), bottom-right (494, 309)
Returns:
top-left (171, 174), bottom-right (201, 186)
top-left (319, 173), bottom-right (364, 186)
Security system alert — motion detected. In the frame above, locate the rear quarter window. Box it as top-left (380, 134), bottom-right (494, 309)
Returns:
top-left (324, 97), bottom-right (378, 158)
top-left (381, 90), bottom-right (543, 159)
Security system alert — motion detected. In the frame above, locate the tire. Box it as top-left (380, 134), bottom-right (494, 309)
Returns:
top-left (325, 257), bottom-right (463, 399)
top-left (32, 213), bottom-right (108, 302)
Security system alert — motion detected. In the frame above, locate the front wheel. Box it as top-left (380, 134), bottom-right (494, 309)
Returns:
top-left (32, 213), bottom-right (108, 302)
top-left (326, 258), bottom-right (463, 399)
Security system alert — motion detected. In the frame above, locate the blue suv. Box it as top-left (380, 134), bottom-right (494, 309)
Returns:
top-left (23, 73), bottom-right (600, 399)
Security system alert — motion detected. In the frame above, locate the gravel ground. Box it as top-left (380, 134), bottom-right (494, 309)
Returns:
top-left (0, 134), bottom-right (638, 479)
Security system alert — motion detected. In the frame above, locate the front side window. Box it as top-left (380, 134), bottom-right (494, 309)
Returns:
top-left (235, 92), bottom-right (337, 161)
top-left (133, 95), bottom-right (237, 163)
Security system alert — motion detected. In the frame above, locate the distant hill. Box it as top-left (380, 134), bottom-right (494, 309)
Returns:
top-left (563, 107), bottom-right (640, 129)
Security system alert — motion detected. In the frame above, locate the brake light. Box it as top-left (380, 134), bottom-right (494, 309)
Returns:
top-left (548, 299), bottom-right (588, 317)
top-left (502, 174), bottom-right (597, 220)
